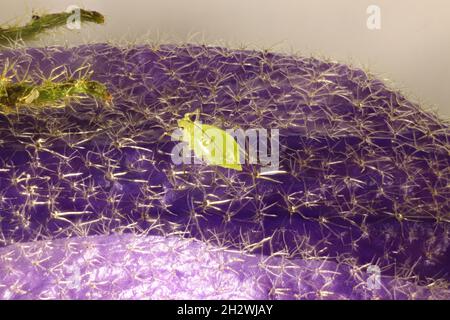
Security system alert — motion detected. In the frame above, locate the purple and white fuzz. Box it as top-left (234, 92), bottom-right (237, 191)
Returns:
top-left (0, 44), bottom-right (448, 299)
top-left (0, 233), bottom-right (447, 300)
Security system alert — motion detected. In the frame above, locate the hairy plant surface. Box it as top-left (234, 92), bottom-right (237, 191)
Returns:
top-left (0, 44), bottom-right (448, 296)
top-left (1, 234), bottom-right (447, 300)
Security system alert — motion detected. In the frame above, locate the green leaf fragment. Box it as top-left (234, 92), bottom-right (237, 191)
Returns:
top-left (0, 78), bottom-right (111, 114)
top-left (178, 112), bottom-right (243, 171)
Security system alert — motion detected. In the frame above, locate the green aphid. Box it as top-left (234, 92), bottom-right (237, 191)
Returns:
top-left (0, 78), bottom-right (112, 114)
top-left (178, 110), bottom-right (243, 171)
top-left (0, 9), bottom-right (105, 44)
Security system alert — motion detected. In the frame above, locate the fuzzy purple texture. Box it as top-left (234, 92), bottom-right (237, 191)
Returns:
top-left (0, 233), bottom-right (447, 300)
top-left (0, 44), bottom-right (448, 292)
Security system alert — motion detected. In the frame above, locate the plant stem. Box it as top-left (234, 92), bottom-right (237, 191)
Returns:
top-left (0, 9), bottom-right (104, 44)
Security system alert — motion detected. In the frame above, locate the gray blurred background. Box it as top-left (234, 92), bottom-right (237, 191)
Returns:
top-left (1, 0), bottom-right (449, 118)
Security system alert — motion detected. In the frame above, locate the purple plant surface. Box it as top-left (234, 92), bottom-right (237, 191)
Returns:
top-left (0, 233), bottom-right (447, 300)
top-left (0, 44), bottom-right (448, 299)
